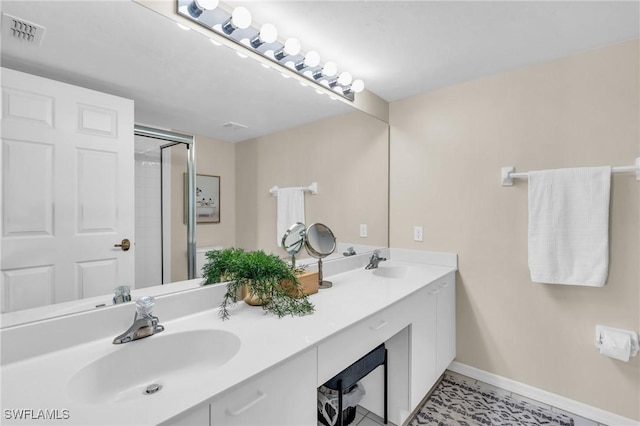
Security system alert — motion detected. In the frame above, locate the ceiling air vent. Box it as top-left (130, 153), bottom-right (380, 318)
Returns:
top-left (2, 13), bottom-right (46, 46)
top-left (221, 122), bottom-right (249, 131)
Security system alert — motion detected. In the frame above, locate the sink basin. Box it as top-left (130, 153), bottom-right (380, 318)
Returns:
top-left (372, 265), bottom-right (409, 279)
top-left (67, 329), bottom-right (240, 404)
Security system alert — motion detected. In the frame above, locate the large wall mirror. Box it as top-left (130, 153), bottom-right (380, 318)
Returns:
top-left (0, 0), bottom-right (389, 327)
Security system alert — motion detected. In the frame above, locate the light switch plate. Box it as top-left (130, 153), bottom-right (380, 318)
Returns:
top-left (360, 224), bottom-right (367, 238)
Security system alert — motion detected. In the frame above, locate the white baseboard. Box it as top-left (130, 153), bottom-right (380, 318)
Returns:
top-left (448, 361), bottom-right (639, 426)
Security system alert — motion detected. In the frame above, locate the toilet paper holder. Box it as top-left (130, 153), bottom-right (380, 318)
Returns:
top-left (595, 325), bottom-right (639, 358)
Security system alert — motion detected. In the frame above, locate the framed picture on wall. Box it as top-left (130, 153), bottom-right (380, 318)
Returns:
top-left (185, 174), bottom-right (220, 223)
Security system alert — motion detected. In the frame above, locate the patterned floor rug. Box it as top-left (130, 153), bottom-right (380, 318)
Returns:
top-left (407, 374), bottom-right (574, 426)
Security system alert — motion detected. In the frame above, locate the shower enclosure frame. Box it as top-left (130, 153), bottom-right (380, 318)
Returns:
top-left (134, 125), bottom-right (197, 280)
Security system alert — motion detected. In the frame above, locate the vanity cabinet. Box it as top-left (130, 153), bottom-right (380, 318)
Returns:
top-left (409, 282), bottom-right (438, 409)
top-left (435, 273), bottom-right (456, 375)
top-left (344, 271), bottom-right (457, 424)
top-left (162, 271), bottom-right (456, 426)
top-left (409, 271), bottom-right (456, 408)
top-left (210, 348), bottom-right (317, 425)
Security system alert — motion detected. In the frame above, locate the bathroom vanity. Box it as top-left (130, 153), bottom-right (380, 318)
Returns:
top-left (0, 249), bottom-right (456, 426)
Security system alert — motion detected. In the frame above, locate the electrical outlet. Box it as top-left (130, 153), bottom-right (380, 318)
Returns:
top-left (413, 226), bottom-right (423, 242)
top-left (360, 224), bottom-right (368, 238)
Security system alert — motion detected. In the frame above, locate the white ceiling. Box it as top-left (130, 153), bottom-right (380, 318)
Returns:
top-left (234, 0), bottom-right (640, 102)
top-left (1, 1), bottom-right (638, 142)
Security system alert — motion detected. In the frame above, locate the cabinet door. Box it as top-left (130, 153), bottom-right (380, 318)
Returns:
top-left (409, 284), bottom-right (437, 409)
top-left (211, 348), bottom-right (316, 425)
top-left (436, 272), bottom-right (456, 375)
top-left (160, 403), bottom-right (209, 426)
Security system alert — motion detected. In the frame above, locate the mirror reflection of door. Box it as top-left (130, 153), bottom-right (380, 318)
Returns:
top-left (134, 133), bottom-right (194, 287)
top-left (1, 68), bottom-right (135, 312)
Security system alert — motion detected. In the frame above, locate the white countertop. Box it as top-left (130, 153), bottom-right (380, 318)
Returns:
top-left (0, 250), bottom-right (456, 426)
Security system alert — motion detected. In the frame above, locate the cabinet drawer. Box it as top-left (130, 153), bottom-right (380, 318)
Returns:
top-left (317, 298), bottom-right (417, 385)
top-left (211, 348), bottom-right (316, 426)
top-left (160, 403), bottom-right (209, 426)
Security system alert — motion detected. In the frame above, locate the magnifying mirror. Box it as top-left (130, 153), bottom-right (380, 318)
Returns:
top-left (281, 222), bottom-right (307, 267)
top-left (305, 223), bottom-right (336, 289)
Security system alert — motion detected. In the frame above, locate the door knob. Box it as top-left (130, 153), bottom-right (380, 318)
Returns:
top-left (114, 239), bottom-right (131, 251)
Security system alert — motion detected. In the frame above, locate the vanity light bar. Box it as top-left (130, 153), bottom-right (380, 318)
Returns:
top-left (176, 0), bottom-right (364, 101)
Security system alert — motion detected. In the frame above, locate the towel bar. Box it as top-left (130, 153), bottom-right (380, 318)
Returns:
top-left (501, 157), bottom-right (640, 186)
top-left (269, 182), bottom-right (318, 195)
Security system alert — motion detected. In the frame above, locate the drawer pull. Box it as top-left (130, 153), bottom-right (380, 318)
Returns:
top-left (429, 289), bottom-right (440, 295)
top-left (226, 391), bottom-right (266, 416)
top-left (370, 320), bottom-right (389, 330)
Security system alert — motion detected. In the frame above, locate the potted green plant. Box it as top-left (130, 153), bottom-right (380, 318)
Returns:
top-left (202, 247), bottom-right (315, 320)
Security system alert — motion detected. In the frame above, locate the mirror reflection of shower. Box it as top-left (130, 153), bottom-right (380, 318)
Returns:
top-left (134, 126), bottom-right (196, 287)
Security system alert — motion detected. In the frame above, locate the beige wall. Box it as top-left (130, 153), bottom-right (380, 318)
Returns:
top-left (171, 134), bottom-right (236, 281)
top-left (390, 40), bottom-right (640, 420)
top-left (235, 111), bottom-right (389, 254)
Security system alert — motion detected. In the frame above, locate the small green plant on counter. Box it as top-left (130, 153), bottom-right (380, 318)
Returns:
top-left (202, 247), bottom-right (315, 320)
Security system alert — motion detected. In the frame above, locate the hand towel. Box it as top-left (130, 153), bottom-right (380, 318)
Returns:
top-left (528, 166), bottom-right (611, 286)
top-left (276, 188), bottom-right (305, 247)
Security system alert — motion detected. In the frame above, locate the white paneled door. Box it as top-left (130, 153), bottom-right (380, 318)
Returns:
top-left (1, 68), bottom-right (135, 313)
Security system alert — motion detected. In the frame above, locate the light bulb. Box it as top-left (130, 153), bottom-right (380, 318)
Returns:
top-left (295, 50), bottom-right (320, 71)
top-left (186, 0), bottom-right (218, 18)
top-left (232, 7), bottom-right (252, 29)
top-left (274, 38), bottom-right (301, 61)
top-left (351, 79), bottom-right (365, 93)
top-left (338, 71), bottom-right (352, 86)
top-left (304, 51), bottom-right (320, 68)
top-left (260, 24), bottom-right (278, 44)
top-left (322, 61), bottom-right (337, 77)
top-left (284, 38), bottom-right (301, 56)
top-left (196, 0), bottom-right (219, 10)
top-left (251, 23), bottom-right (278, 49)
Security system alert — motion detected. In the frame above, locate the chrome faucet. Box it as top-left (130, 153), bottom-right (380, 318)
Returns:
top-left (112, 285), bottom-right (131, 305)
top-left (342, 247), bottom-right (357, 257)
top-left (365, 250), bottom-right (387, 270)
top-left (113, 296), bottom-right (164, 344)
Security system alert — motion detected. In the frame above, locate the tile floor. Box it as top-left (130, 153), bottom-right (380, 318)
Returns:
top-left (318, 370), bottom-right (606, 426)
top-left (432, 371), bottom-right (605, 426)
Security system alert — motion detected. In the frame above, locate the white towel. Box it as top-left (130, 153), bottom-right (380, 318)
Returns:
top-left (276, 188), bottom-right (305, 247)
top-left (528, 166), bottom-right (611, 286)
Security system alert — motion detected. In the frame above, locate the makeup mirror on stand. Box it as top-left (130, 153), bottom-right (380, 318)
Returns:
top-left (281, 222), bottom-right (307, 267)
top-left (305, 223), bottom-right (336, 289)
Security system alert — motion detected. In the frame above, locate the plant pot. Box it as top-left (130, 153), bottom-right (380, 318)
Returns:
top-left (241, 285), bottom-right (270, 306)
